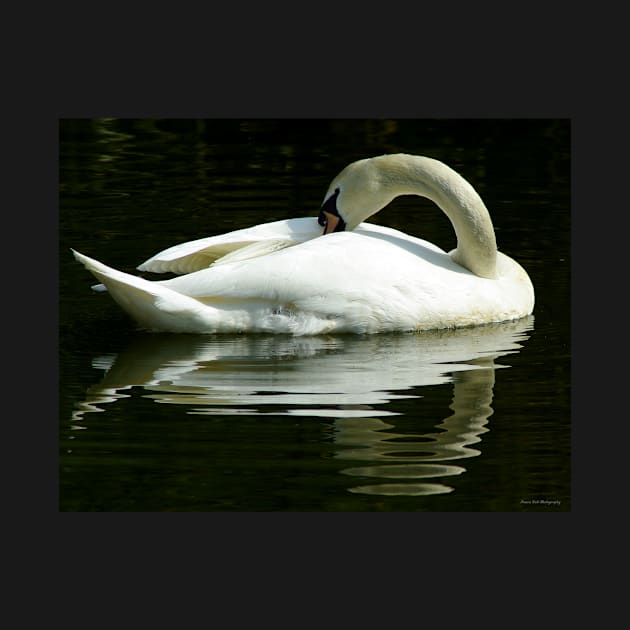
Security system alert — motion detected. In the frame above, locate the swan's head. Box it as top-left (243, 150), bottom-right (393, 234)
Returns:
top-left (318, 156), bottom-right (399, 234)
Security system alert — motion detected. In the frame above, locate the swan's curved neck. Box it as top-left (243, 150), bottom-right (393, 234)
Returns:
top-left (374, 155), bottom-right (497, 278)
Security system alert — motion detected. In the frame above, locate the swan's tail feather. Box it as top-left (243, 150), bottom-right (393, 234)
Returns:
top-left (71, 249), bottom-right (217, 332)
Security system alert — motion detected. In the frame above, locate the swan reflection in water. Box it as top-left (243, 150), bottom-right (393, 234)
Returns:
top-left (71, 316), bottom-right (533, 497)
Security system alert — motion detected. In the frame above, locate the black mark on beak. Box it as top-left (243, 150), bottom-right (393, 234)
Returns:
top-left (318, 188), bottom-right (346, 234)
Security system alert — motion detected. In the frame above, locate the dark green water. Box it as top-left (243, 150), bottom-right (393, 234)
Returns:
top-left (59, 119), bottom-right (570, 511)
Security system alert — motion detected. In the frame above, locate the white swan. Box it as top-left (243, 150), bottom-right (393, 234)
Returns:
top-left (72, 154), bottom-right (534, 335)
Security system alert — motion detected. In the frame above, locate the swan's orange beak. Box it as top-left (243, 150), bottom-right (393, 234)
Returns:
top-left (318, 188), bottom-right (346, 234)
top-left (321, 211), bottom-right (341, 235)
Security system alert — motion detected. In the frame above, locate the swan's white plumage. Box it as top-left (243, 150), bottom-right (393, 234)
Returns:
top-left (137, 217), bottom-right (322, 274)
top-left (73, 154), bottom-right (535, 335)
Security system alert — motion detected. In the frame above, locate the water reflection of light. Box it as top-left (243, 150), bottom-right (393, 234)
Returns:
top-left (71, 316), bottom-right (533, 497)
top-left (334, 356), bottom-right (496, 495)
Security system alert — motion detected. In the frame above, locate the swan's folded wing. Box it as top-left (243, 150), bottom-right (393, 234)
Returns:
top-left (138, 239), bottom-right (295, 274)
top-left (205, 239), bottom-right (296, 267)
top-left (137, 217), bottom-right (322, 275)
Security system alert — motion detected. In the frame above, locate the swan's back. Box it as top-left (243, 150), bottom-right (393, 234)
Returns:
top-left (156, 223), bottom-right (534, 334)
